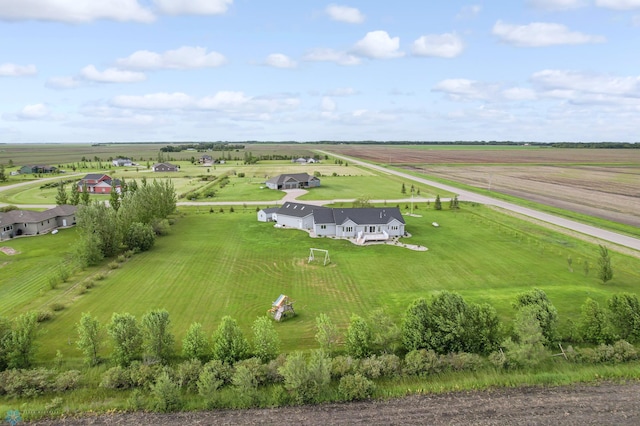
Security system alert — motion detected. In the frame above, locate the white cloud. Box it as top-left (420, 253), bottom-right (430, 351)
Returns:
top-left (531, 69), bottom-right (640, 98)
top-left (351, 31), bottom-right (404, 59)
top-left (46, 76), bottom-right (82, 89)
top-left (596, 0), bottom-right (640, 10)
top-left (0, 0), bottom-right (154, 23)
top-left (412, 33), bottom-right (464, 58)
top-left (0, 63), bottom-right (37, 76)
top-left (433, 79), bottom-right (538, 102)
top-left (432, 79), bottom-right (500, 101)
top-left (492, 20), bottom-right (605, 47)
top-left (325, 87), bottom-right (357, 96)
top-left (502, 87), bottom-right (537, 101)
top-left (321, 97), bottom-right (336, 112)
top-left (109, 91), bottom-right (300, 114)
top-left (456, 4), bottom-right (482, 19)
top-left (117, 46), bottom-right (226, 70)
top-left (3, 103), bottom-right (62, 121)
top-left (153, 0), bottom-right (232, 15)
top-left (527, 0), bottom-right (587, 10)
top-left (264, 54), bottom-right (297, 69)
top-left (80, 65), bottom-right (146, 83)
top-left (303, 48), bottom-right (361, 66)
top-left (111, 92), bottom-right (195, 109)
top-left (326, 4), bottom-right (365, 24)
top-left (332, 109), bottom-right (397, 125)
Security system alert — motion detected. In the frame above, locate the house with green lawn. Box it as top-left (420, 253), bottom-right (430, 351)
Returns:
top-left (0, 205), bottom-right (77, 240)
top-left (261, 202), bottom-right (405, 242)
top-left (265, 173), bottom-right (320, 190)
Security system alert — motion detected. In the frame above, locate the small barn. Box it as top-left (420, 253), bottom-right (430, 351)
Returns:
top-left (257, 207), bottom-right (279, 222)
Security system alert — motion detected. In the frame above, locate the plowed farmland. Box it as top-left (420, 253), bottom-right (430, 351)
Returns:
top-left (324, 145), bottom-right (640, 227)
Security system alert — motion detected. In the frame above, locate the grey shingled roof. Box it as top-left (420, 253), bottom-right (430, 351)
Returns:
top-left (81, 173), bottom-right (107, 181)
top-left (0, 205), bottom-right (78, 227)
top-left (261, 207), bottom-right (279, 214)
top-left (266, 173), bottom-right (315, 185)
top-left (275, 202), bottom-right (327, 218)
top-left (320, 207), bottom-right (405, 226)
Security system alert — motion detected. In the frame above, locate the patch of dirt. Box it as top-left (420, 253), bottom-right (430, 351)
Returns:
top-left (0, 246), bottom-right (19, 255)
top-left (27, 381), bottom-right (640, 425)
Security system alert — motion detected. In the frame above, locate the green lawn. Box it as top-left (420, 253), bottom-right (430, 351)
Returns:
top-left (2, 204), bottom-right (636, 363)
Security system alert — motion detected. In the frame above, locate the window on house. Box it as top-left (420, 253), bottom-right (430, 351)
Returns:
top-left (345, 226), bottom-right (353, 232)
top-left (320, 225), bottom-right (326, 230)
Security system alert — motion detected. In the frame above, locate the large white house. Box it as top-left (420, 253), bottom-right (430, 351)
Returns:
top-left (260, 202), bottom-right (405, 242)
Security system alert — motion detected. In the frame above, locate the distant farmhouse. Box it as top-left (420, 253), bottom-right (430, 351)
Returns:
top-left (77, 174), bottom-right (121, 194)
top-left (112, 158), bottom-right (133, 167)
top-left (258, 202), bottom-right (405, 243)
top-left (153, 162), bottom-right (179, 172)
top-left (265, 173), bottom-right (320, 190)
top-left (199, 155), bottom-right (213, 165)
top-left (19, 165), bottom-right (58, 174)
top-left (292, 157), bottom-right (318, 164)
top-left (0, 205), bottom-right (77, 240)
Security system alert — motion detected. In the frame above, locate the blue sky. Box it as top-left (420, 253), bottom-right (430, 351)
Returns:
top-left (1, 0), bottom-right (640, 143)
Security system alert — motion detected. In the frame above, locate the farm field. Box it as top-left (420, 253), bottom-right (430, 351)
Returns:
top-left (321, 144), bottom-right (640, 229)
top-left (0, 160), bottom-right (449, 205)
top-left (2, 204), bottom-right (639, 363)
top-left (0, 142), bottom-right (319, 169)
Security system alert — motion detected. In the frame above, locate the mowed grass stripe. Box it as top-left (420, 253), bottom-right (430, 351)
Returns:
top-left (23, 205), bottom-right (640, 360)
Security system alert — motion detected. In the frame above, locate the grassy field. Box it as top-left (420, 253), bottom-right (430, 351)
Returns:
top-left (2, 204), bottom-right (638, 364)
top-left (0, 160), bottom-right (451, 205)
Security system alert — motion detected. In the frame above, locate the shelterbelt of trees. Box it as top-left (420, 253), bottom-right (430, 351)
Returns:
top-left (1, 288), bottom-right (639, 414)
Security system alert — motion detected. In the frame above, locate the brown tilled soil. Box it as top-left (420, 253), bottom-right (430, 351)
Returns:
top-left (28, 382), bottom-right (640, 425)
top-left (324, 146), bottom-right (640, 228)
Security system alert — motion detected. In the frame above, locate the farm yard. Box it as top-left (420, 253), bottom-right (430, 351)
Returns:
top-left (2, 204), bottom-right (639, 361)
top-left (1, 142), bottom-right (640, 421)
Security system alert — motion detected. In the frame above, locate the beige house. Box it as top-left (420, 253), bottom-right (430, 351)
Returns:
top-left (0, 205), bottom-right (78, 240)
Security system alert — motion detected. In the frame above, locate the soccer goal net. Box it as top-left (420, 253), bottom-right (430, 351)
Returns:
top-left (308, 248), bottom-right (330, 266)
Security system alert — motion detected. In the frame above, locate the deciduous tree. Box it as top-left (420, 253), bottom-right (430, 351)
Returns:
top-left (211, 316), bottom-right (249, 364)
top-left (182, 322), bottom-right (209, 362)
top-left (346, 314), bottom-right (372, 358)
top-left (402, 298), bottom-right (431, 351)
top-left (513, 288), bottom-right (558, 345)
top-left (598, 245), bottom-right (613, 284)
top-left (315, 313), bottom-right (339, 354)
top-left (251, 316), bottom-right (280, 363)
top-left (6, 312), bottom-right (39, 369)
top-left (76, 312), bottom-right (104, 366)
top-left (579, 298), bottom-right (614, 344)
top-left (108, 313), bottom-right (142, 367)
top-left (607, 293), bottom-right (640, 343)
top-left (141, 309), bottom-right (174, 364)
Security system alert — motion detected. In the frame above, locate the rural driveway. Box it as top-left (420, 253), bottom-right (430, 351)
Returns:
top-left (316, 150), bottom-right (640, 253)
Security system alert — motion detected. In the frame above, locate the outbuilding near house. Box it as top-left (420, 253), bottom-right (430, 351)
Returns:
top-left (152, 162), bottom-right (179, 172)
top-left (257, 207), bottom-right (279, 222)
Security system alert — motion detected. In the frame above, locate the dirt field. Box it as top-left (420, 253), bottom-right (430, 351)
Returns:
top-left (28, 381), bottom-right (640, 425)
top-left (324, 146), bottom-right (640, 228)
top-left (326, 145), bottom-right (640, 165)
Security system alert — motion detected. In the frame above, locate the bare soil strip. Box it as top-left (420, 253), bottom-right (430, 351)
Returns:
top-left (28, 382), bottom-right (640, 425)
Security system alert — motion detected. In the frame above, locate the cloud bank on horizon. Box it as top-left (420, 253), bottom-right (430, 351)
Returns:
top-left (1, 0), bottom-right (640, 143)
